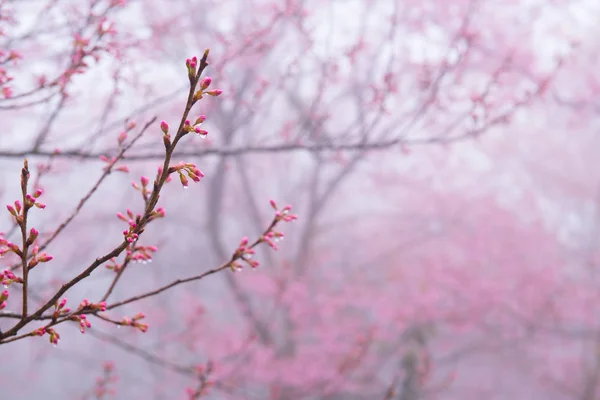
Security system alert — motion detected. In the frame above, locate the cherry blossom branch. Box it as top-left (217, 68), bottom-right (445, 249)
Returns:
top-left (0, 49), bottom-right (219, 343)
top-left (106, 206), bottom-right (295, 312)
top-left (0, 202), bottom-right (295, 345)
top-left (0, 50), bottom-right (298, 350)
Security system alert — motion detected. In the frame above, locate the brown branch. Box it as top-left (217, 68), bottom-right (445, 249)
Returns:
top-left (19, 161), bottom-right (32, 318)
top-left (106, 214), bottom-right (281, 312)
top-left (0, 50), bottom-right (213, 343)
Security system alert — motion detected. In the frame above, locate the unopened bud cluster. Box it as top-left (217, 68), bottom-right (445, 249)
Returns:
top-left (72, 314), bottom-right (92, 333)
top-left (71, 299), bottom-right (108, 334)
top-left (193, 76), bottom-right (223, 101)
top-left (230, 201), bottom-right (297, 272)
top-left (185, 53), bottom-right (223, 100)
top-left (168, 161), bottom-right (205, 189)
top-left (131, 175), bottom-right (152, 198)
top-left (117, 120), bottom-right (137, 146)
top-left (183, 115), bottom-right (208, 138)
top-left (52, 298), bottom-right (71, 318)
top-left (1, 179), bottom-right (53, 276)
top-left (263, 201), bottom-right (297, 250)
top-left (0, 237), bottom-right (20, 258)
top-left (33, 326), bottom-right (60, 345)
top-left (0, 269), bottom-right (22, 287)
top-left (185, 56), bottom-right (199, 80)
top-left (232, 237), bottom-right (259, 271)
top-left (117, 208), bottom-right (142, 243)
top-left (78, 298), bottom-right (107, 312)
top-left (119, 312), bottom-right (148, 332)
top-left (27, 245), bottom-right (53, 269)
top-left (126, 244), bottom-right (158, 264)
top-left (6, 188), bottom-right (46, 224)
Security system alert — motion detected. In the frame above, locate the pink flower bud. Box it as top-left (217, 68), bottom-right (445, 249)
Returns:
top-left (27, 228), bottom-right (39, 245)
top-left (205, 89), bottom-right (222, 96)
top-left (200, 77), bottom-right (212, 90)
top-left (38, 253), bottom-right (53, 263)
top-left (33, 189), bottom-right (43, 198)
top-left (140, 176), bottom-right (149, 186)
top-left (118, 131), bottom-right (127, 145)
top-left (160, 121), bottom-right (169, 134)
top-left (195, 115), bottom-right (206, 125)
top-left (195, 128), bottom-right (208, 138)
top-left (179, 173), bottom-right (189, 189)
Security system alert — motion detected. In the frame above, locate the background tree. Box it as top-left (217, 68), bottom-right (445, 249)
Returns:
top-left (1, 0), bottom-right (600, 399)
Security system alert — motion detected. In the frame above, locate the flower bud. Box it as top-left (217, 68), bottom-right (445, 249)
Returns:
top-left (205, 89), bottom-right (222, 97)
top-left (200, 77), bottom-right (212, 90)
top-left (160, 120), bottom-right (169, 134)
top-left (179, 173), bottom-right (189, 188)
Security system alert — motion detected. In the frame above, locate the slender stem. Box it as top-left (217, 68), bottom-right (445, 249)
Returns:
top-left (20, 161), bottom-right (30, 318)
